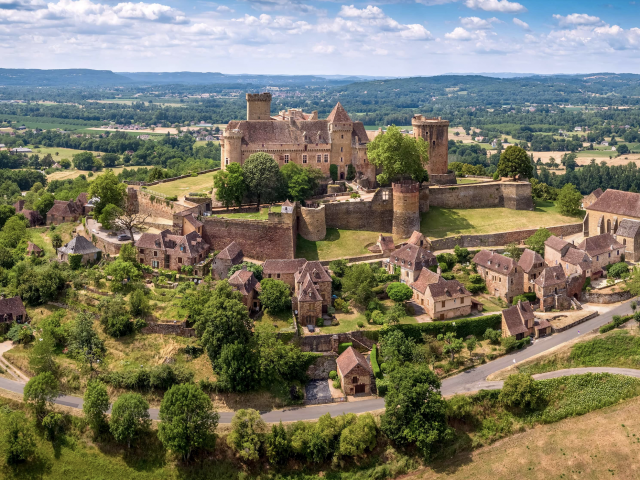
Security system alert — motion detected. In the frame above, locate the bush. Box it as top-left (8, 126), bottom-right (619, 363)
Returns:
top-left (357, 321), bottom-right (365, 328)
top-left (3, 411), bottom-right (36, 465)
top-left (379, 315), bottom-right (502, 344)
top-left (499, 373), bottom-right (541, 410)
top-left (68, 253), bottom-right (83, 270)
top-left (334, 298), bottom-right (350, 313)
top-left (227, 409), bottom-right (267, 462)
top-left (329, 370), bottom-right (338, 381)
top-left (608, 262), bottom-right (629, 279)
top-left (370, 310), bottom-right (385, 325)
top-left (512, 293), bottom-right (537, 305)
top-left (101, 364), bottom-right (194, 391)
top-left (483, 327), bottom-right (502, 345)
top-left (338, 342), bottom-right (353, 354)
top-left (316, 317), bottom-right (324, 327)
top-left (375, 378), bottom-right (388, 396)
top-left (333, 379), bottom-right (341, 389)
top-left (370, 344), bottom-right (382, 379)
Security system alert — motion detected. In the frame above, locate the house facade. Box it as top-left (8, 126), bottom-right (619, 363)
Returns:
top-left (211, 241), bottom-right (243, 279)
top-left (57, 235), bottom-right (102, 265)
top-left (263, 258), bottom-right (307, 290)
top-left (336, 346), bottom-right (373, 396)
top-left (518, 248), bottom-right (545, 293)
top-left (136, 230), bottom-right (210, 272)
top-left (472, 250), bottom-right (523, 303)
top-left (410, 268), bottom-right (478, 320)
top-left (584, 188), bottom-right (640, 237)
top-left (576, 233), bottom-right (624, 273)
top-left (384, 243), bottom-right (437, 285)
top-left (46, 193), bottom-right (92, 225)
top-left (229, 269), bottom-right (261, 313)
top-left (615, 218), bottom-right (640, 262)
top-left (501, 301), bottom-right (552, 339)
top-left (0, 296), bottom-right (28, 325)
top-left (292, 260), bottom-right (332, 326)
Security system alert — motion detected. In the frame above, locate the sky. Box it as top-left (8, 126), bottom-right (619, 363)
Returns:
top-left (0, 0), bottom-right (639, 75)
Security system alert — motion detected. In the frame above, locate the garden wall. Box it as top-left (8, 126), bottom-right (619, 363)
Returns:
top-left (430, 223), bottom-right (583, 251)
top-left (429, 181), bottom-right (534, 210)
top-left (141, 321), bottom-right (195, 337)
top-left (306, 353), bottom-right (338, 380)
top-left (136, 189), bottom-right (188, 220)
top-left (298, 331), bottom-right (376, 353)
top-left (583, 290), bottom-right (632, 304)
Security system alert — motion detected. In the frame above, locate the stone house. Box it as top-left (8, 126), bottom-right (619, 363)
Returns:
top-left (544, 235), bottom-right (576, 267)
top-left (384, 243), bottom-right (437, 285)
top-left (406, 230), bottom-right (431, 249)
top-left (0, 296), bottom-right (28, 325)
top-left (614, 219), bottom-right (640, 262)
top-left (57, 235), bottom-right (102, 265)
top-left (336, 346), bottom-right (373, 396)
top-left (376, 234), bottom-right (395, 255)
top-left (534, 265), bottom-right (570, 311)
top-left (472, 250), bottom-right (524, 303)
top-left (501, 301), bottom-right (552, 339)
top-left (13, 200), bottom-right (42, 227)
top-left (181, 213), bottom-right (204, 236)
top-left (576, 233), bottom-right (625, 274)
top-left (292, 261), bottom-right (332, 325)
top-left (136, 230), bottom-right (210, 272)
top-left (584, 189), bottom-right (640, 237)
top-left (263, 258), bottom-right (307, 290)
top-left (229, 269), bottom-right (261, 313)
top-left (211, 241), bottom-right (243, 279)
top-left (518, 248), bottom-right (545, 293)
top-left (410, 268), bottom-right (479, 320)
top-left (26, 242), bottom-right (43, 257)
top-left (46, 193), bottom-right (92, 225)
top-left (559, 248), bottom-right (593, 278)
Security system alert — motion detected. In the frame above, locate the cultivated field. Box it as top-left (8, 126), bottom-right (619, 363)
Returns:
top-left (422, 201), bottom-right (582, 239)
top-left (144, 171), bottom-right (216, 197)
top-left (88, 127), bottom-right (180, 135)
top-left (29, 145), bottom-right (105, 160)
top-left (47, 167), bottom-right (126, 181)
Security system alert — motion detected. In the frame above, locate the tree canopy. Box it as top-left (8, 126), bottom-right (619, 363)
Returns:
top-left (496, 145), bottom-right (533, 179)
top-left (243, 153), bottom-right (284, 210)
top-left (367, 125), bottom-right (429, 185)
top-left (88, 169), bottom-right (127, 216)
top-left (214, 163), bottom-right (246, 209)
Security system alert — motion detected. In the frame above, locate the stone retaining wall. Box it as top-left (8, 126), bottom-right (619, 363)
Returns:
top-left (141, 321), bottom-right (195, 337)
top-left (552, 311), bottom-right (599, 333)
top-left (429, 181), bottom-right (534, 210)
top-left (306, 353), bottom-right (338, 380)
top-left (319, 254), bottom-right (384, 266)
top-left (298, 331), bottom-right (375, 353)
top-left (583, 290), bottom-right (632, 304)
top-left (126, 168), bottom-right (218, 187)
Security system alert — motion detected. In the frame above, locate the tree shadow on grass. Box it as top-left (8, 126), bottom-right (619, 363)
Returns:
top-left (421, 208), bottom-right (474, 239)
top-left (1, 453), bottom-right (53, 480)
top-left (95, 429), bottom-right (168, 472)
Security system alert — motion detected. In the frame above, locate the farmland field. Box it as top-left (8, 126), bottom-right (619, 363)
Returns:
top-left (0, 114), bottom-right (100, 131)
top-left (47, 166), bottom-right (126, 181)
top-left (144, 171), bottom-right (216, 197)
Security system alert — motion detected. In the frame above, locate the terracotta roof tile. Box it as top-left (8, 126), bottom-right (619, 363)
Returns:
top-left (336, 346), bottom-right (372, 375)
top-left (472, 250), bottom-right (517, 275)
top-left (229, 269), bottom-right (260, 296)
top-left (587, 189), bottom-right (640, 218)
top-left (263, 258), bottom-right (307, 275)
top-left (534, 265), bottom-right (566, 287)
top-left (576, 233), bottom-right (624, 257)
top-left (217, 241), bottom-right (244, 263)
top-left (502, 301), bottom-right (534, 336)
top-left (518, 248), bottom-right (544, 273)
top-left (544, 235), bottom-right (573, 253)
top-left (561, 248), bottom-right (592, 270)
top-left (326, 102), bottom-right (352, 123)
top-left (0, 296), bottom-right (27, 321)
top-left (388, 244), bottom-right (437, 271)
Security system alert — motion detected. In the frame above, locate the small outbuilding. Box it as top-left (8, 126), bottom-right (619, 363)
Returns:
top-left (57, 235), bottom-right (102, 265)
top-left (336, 346), bottom-right (373, 396)
top-left (26, 242), bottom-right (43, 257)
top-left (0, 296), bottom-right (28, 325)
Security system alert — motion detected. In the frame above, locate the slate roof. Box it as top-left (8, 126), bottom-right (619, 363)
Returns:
top-left (587, 189), bottom-right (640, 218)
top-left (411, 268), bottom-right (471, 300)
top-left (263, 258), bottom-right (307, 275)
top-left (229, 269), bottom-right (261, 296)
top-left (576, 233), bottom-right (624, 257)
top-left (216, 241), bottom-right (244, 263)
top-left (58, 235), bottom-right (101, 255)
top-left (535, 265), bottom-right (566, 287)
top-left (336, 346), bottom-right (372, 376)
top-left (561, 248), bottom-right (592, 270)
top-left (388, 243), bottom-right (437, 271)
top-left (0, 296), bottom-right (27, 322)
top-left (502, 301), bottom-right (534, 336)
top-left (518, 248), bottom-right (544, 273)
top-left (616, 218), bottom-right (640, 238)
top-left (136, 230), bottom-right (209, 258)
top-left (472, 250), bottom-right (517, 275)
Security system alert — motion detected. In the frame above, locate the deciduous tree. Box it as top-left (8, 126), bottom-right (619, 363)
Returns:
top-left (496, 145), bottom-right (533, 179)
top-left (227, 409), bottom-right (267, 462)
top-left (367, 125), bottom-right (429, 185)
top-left (110, 393), bottom-right (151, 448)
top-left (556, 183), bottom-right (583, 217)
top-left (214, 163), bottom-right (246, 209)
top-left (83, 380), bottom-right (110, 433)
top-left (243, 153), bottom-right (284, 210)
top-left (23, 371), bottom-right (60, 420)
top-left (258, 278), bottom-right (291, 313)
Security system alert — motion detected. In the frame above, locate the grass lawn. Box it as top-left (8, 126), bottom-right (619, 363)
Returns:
top-left (296, 228), bottom-right (388, 261)
top-left (422, 200), bottom-right (582, 239)
top-left (215, 206), bottom-right (281, 221)
top-left (145, 172), bottom-right (215, 197)
top-left (29, 223), bottom-right (77, 258)
top-left (456, 178), bottom-right (484, 184)
top-left (47, 167), bottom-right (126, 181)
top-left (474, 293), bottom-right (508, 313)
top-left (28, 146), bottom-right (105, 160)
top-left (194, 140), bottom-right (220, 147)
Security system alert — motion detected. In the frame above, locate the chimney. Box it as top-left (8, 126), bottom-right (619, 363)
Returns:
top-left (437, 265), bottom-right (442, 275)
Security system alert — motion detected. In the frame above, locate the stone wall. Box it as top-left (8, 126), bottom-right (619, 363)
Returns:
top-left (429, 181), bottom-right (533, 210)
top-left (141, 321), bottom-right (195, 337)
top-left (79, 230), bottom-right (122, 256)
top-left (306, 352), bottom-right (338, 380)
top-left (137, 190), bottom-right (187, 220)
top-left (430, 223), bottom-right (583, 251)
top-left (298, 331), bottom-right (375, 353)
top-left (583, 290), bottom-right (632, 304)
top-left (201, 215), bottom-right (296, 261)
top-left (319, 254), bottom-right (384, 266)
top-left (298, 205), bottom-right (326, 241)
top-left (324, 188), bottom-right (394, 232)
top-left (392, 182), bottom-right (420, 238)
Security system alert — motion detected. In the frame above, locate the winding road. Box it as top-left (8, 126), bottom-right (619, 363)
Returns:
top-left (0, 298), bottom-right (636, 423)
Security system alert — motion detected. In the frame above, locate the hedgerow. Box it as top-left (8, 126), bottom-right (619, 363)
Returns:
top-left (380, 314), bottom-right (502, 343)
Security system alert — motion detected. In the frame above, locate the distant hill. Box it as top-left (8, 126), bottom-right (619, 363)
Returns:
top-left (118, 72), bottom-right (378, 86)
top-left (0, 69), bottom-right (134, 87)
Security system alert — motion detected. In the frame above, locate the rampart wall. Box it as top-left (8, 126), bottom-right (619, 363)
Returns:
top-left (324, 188), bottom-right (394, 232)
top-left (136, 189), bottom-right (187, 219)
top-left (429, 181), bottom-right (533, 210)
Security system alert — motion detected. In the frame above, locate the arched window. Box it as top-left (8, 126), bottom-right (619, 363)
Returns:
top-left (607, 219), bottom-right (611, 233)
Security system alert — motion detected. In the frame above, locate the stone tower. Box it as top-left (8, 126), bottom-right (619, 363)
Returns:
top-left (246, 92), bottom-right (272, 121)
top-left (327, 102), bottom-right (353, 180)
top-left (221, 128), bottom-right (243, 170)
top-left (392, 181), bottom-right (420, 238)
top-left (412, 115), bottom-right (456, 185)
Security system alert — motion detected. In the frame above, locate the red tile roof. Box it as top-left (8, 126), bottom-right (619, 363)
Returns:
top-left (587, 189), bottom-right (640, 218)
top-left (263, 258), bottom-right (307, 275)
top-left (518, 248), bottom-right (544, 273)
top-left (472, 250), bottom-right (517, 275)
top-left (326, 102), bottom-right (352, 123)
top-left (216, 241), bottom-right (243, 263)
top-left (411, 268), bottom-right (471, 300)
top-left (576, 233), bottom-right (624, 257)
top-left (535, 265), bottom-right (566, 287)
top-left (336, 346), bottom-right (372, 376)
top-left (388, 243), bottom-right (437, 271)
top-left (229, 269), bottom-right (260, 296)
top-left (502, 301), bottom-right (534, 336)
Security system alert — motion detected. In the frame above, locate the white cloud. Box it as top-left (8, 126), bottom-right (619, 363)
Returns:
top-left (113, 2), bottom-right (187, 24)
top-left (512, 17), bottom-right (529, 30)
top-left (339, 5), bottom-right (385, 19)
top-left (0, 0), bottom-right (45, 11)
top-left (552, 13), bottom-right (604, 27)
top-left (312, 43), bottom-right (335, 54)
top-left (445, 27), bottom-right (475, 40)
top-left (460, 16), bottom-right (499, 29)
top-left (216, 5), bottom-right (233, 13)
top-left (464, 0), bottom-right (527, 14)
top-left (400, 23), bottom-right (432, 40)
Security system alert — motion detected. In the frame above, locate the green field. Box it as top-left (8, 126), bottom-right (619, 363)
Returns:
top-left (28, 145), bottom-right (105, 160)
top-left (456, 178), bottom-right (484, 184)
top-left (0, 115), bottom-right (99, 131)
top-left (296, 228), bottom-right (384, 261)
top-left (215, 206), bottom-right (281, 221)
top-left (145, 172), bottom-right (216, 197)
top-left (47, 167), bottom-right (126, 181)
top-left (422, 200), bottom-right (582, 239)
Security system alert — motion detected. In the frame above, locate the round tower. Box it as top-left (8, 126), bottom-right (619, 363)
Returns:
top-left (221, 128), bottom-right (243, 170)
top-left (412, 115), bottom-right (456, 185)
top-left (246, 92), bottom-right (272, 121)
top-left (298, 204), bottom-right (326, 241)
top-left (392, 181), bottom-right (420, 239)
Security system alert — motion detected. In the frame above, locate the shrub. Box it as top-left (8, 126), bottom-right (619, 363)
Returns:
top-left (375, 378), bottom-right (388, 396)
top-left (499, 373), bottom-right (541, 410)
top-left (370, 344), bottom-right (382, 379)
top-left (338, 413), bottom-right (377, 457)
top-left (501, 335), bottom-right (518, 352)
top-left (608, 262), bottom-right (629, 279)
top-left (483, 328), bottom-right (502, 345)
top-left (329, 370), bottom-right (338, 381)
top-left (42, 412), bottom-right (64, 440)
top-left (316, 317), bottom-right (324, 327)
top-left (3, 411), bottom-right (36, 465)
top-left (379, 315), bottom-right (502, 344)
top-left (357, 321), bottom-right (365, 328)
top-left (334, 298), bottom-right (350, 313)
top-left (68, 253), bottom-right (83, 270)
top-left (338, 342), bottom-right (353, 354)
top-left (512, 293), bottom-right (537, 305)
top-left (446, 394), bottom-right (474, 420)
top-left (333, 379), bottom-right (341, 389)
top-left (227, 409), bottom-right (267, 462)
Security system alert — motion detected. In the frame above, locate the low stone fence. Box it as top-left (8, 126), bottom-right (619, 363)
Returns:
top-left (141, 321), bottom-right (195, 337)
top-left (299, 331), bottom-right (376, 353)
top-left (583, 290), bottom-right (633, 304)
top-left (552, 311), bottom-right (599, 333)
top-left (305, 396), bottom-right (347, 406)
top-left (430, 223), bottom-right (583, 251)
top-left (306, 352), bottom-right (338, 380)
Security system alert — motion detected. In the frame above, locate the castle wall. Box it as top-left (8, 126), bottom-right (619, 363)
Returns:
top-left (412, 116), bottom-right (449, 176)
top-left (419, 187), bottom-right (430, 213)
top-left (298, 205), bottom-right (327, 241)
top-left (324, 188), bottom-right (394, 233)
top-left (136, 189), bottom-right (188, 220)
top-left (392, 182), bottom-right (420, 238)
top-left (429, 181), bottom-right (533, 210)
top-left (201, 215), bottom-right (296, 261)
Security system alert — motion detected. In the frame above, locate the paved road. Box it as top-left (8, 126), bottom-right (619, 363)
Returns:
top-left (0, 299), bottom-right (635, 423)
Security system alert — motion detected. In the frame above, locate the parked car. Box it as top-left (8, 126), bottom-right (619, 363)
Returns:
top-left (117, 234), bottom-right (131, 241)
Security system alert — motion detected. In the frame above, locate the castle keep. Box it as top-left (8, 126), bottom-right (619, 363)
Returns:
top-left (222, 92), bottom-right (376, 185)
top-left (412, 115), bottom-right (456, 185)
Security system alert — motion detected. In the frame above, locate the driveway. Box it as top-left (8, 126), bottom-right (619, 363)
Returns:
top-left (0, 298), bottom-right (636, 423)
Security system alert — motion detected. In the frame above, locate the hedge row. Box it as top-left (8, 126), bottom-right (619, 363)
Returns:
top-left (380, 314), bottom-right (502, 342)
top-left (338, 342), bottom-right (353, 354)
top-left (100, 364), bottom-right (194, 391)
top-left (370, 344), bottom-right (382, 380)
top-left (599, 314), bottom-right (633, 334)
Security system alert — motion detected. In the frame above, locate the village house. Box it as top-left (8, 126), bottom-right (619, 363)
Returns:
top-left (292, 261), bottom-right (332, 326)
top-left (534, 265), bottom-right (571, 311)
top-left (544, 235), bottom-right (576, 267)
top-left (136, 230), bottom-right (210, 272)
top-left (576, 233), bottom-right (625, 274)
top-left (211, 241), bottom-right (244, 279)
top-left (518, 248), bottom-right (546, 293)
top-left (46, 193), bottom-right (92, 226)
top-left (472, 250), bottom-right (524, 303)
top-left (375, 234), bottom-right (395, 255)
top-left (229, 269), bottom-right (261, 313)
top-left (0, 296), bottom-right (28, 325)
top-left (57, 235), bottom-right (102, 265)
top-left (13, 200), bottom-right (43, 227)
top-left (26, 242), bottom-right (43, 257)
top-left (336, 346), bottom-right (373, 396)
top-left (406, 230), bottom-right (430, 249)
top-left (384, 242), bottom-right (437, 285)
top-left (501, 300), bottom-right (552, 339)
top-left (410, 268), bottom-right (479, 320)
top-left (582, 188), bottom-right (603, 209)
top-left (263, 258), bottom-right (307, 290)
top-left (615, 218), bottom-right (640, 262)
top-left (559, 248), bottom-right (593, 278)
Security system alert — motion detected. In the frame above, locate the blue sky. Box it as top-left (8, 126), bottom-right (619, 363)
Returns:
top-left (0, 0), bottom-right (639, 75)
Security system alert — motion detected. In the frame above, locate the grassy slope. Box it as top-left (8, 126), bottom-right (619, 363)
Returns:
top-left (145, 172), bottom-right (215, 197)
top-left (422, 200), bottom-right (582, 239)
top-left (296, 228), bottom-right (385, 261)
